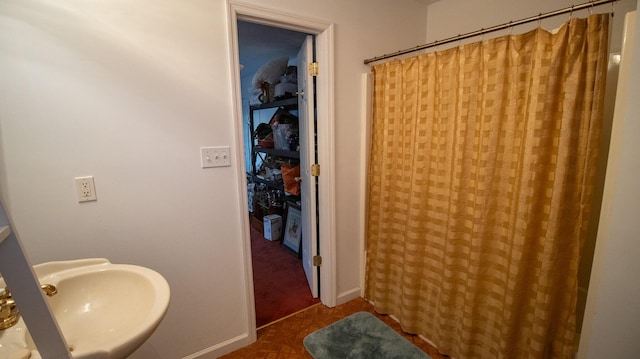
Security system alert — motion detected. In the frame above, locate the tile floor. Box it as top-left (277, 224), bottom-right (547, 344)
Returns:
top-left (220, 297), bottom-right (449, 359)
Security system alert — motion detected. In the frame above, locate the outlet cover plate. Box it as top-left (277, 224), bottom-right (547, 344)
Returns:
top-left (74, 176), bottom-right (97, 203)
top-left (201, 146), bottom-right (231, 168)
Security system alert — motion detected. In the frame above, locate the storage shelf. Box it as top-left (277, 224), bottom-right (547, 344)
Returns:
top-left (251, 175), bottom-right (284, 190)
top-left (249, 94), bottom-right (299, 211)
top-left (253, 147), bottom-right (299, 159)
top-left (249, 97), bottom-right (297, 111)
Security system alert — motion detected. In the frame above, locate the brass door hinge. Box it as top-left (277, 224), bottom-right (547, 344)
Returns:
top-left (311, 164), bottom-right (320, 177)
top-left (313, 255), bottom-right (322, 266)
top-left (309, 62), bottom-right (319, 76)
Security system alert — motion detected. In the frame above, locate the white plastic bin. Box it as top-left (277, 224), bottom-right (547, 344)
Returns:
top-left (263, 214), bottom-right (282, 241)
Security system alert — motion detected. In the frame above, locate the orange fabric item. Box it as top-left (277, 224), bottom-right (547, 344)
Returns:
top-left (281, 164), bottom-right (300, 195)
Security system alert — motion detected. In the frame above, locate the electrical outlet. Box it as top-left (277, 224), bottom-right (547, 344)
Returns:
top-left (201, 146), bottom-right (231, 168)
top-left (74, 176), bottom-right (97, 203)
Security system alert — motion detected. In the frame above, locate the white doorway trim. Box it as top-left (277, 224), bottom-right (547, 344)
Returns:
top-left (226, 0), bottom-right (337, 343)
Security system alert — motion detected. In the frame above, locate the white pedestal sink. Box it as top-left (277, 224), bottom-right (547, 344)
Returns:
top-left (0, 258), bottom-right (170, 359)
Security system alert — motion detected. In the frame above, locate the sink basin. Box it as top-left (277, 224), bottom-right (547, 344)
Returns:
top-left (0, 258), bottom-right (170, 359)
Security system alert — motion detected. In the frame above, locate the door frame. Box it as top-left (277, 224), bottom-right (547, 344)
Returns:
top-left (226, 0), bottom-right (337, 339)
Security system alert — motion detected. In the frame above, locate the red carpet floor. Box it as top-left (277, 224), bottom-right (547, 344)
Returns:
top-left (250, 224), bottom-right (320, 327)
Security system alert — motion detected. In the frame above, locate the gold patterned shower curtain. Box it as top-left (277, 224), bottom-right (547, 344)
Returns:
top-left (365, 14), bottom-right (609, 359)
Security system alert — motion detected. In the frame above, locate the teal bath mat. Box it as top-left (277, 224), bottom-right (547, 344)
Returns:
top-left (303, 311), bottom-right (432, 359)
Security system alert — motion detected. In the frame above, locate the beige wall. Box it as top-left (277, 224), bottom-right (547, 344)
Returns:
top-left (8, 1), bottom-right (635, 357)
top-left (0, 0), bottom-right (428, 357)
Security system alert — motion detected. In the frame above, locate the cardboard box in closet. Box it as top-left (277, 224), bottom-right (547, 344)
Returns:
top-left (263, 214), bottom-right (282, 241)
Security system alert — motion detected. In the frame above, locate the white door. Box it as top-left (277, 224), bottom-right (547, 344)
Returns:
top-left (297, 36), bottom-right (318, 298)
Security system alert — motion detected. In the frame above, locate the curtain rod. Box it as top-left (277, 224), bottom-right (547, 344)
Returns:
top-left (364, 0), bottom-right (617, 65)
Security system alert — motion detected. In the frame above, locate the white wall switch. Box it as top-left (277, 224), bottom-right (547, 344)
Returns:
top-left (201, 146), bottom-right (231, 168)
top-left (74, 176), bottom-right (97, 203)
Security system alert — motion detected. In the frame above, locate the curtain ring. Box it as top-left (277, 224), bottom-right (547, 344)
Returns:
top-left (589, 1), bottom-right (594, 16)
top-left (508, 21), bottom-right (513, 35)
top-left (570, 5), bottom-right (574, 19)
top-left (537, 14), bottom-right (542, 27)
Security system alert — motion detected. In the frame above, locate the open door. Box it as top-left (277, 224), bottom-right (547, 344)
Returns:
top-left (297, 35), bottom-right (319, 298)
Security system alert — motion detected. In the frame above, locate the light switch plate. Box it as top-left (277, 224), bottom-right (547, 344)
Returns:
top-left (201, 146), bottom-right (231, 168)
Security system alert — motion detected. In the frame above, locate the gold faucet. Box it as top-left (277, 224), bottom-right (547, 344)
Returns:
top-left (0, 287), bottom-right (20, 330)
top-left (0, 284), bottom-right (58, 330)
top-left (40, 284), bottom-right (58, 297)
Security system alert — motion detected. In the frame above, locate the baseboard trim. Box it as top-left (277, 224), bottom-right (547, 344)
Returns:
top-left (337, 287), bottom-right (362, 305)
top-left (182, 333), bottom-right (253, 359)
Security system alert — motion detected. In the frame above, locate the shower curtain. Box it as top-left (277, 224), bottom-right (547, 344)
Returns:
top-left (365, 14), bottom-right (609, 359)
